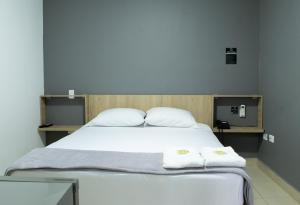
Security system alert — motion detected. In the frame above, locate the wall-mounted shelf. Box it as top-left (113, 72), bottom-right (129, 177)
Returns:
top-left (38, 125), bottom-right (82, 132)
top-left (213, 95), bottom-right (264, 134)
top-left (42, 95), bottom-right (87, 98)
top-left (214, 95), bottom-right (262, 99)
top-left (39, 95), bottom-right (88, 133)
top-left (213, 126), bottom-right (264, 133)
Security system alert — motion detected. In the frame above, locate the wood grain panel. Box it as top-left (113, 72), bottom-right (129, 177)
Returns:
top-left (40, 97), bottom-right (46, 125)
top-left (88, 95), bottom-right (213, 127)
top-left (257, 97), bottom-right (263, 129)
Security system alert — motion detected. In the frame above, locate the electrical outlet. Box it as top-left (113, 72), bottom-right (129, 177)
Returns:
top-left (263, 133), bottom-right (268, 141)
top-left (68, 90), bottom-right (75, 99)
top-left (231, 106), bottom-right (238, 114)
top-left (269, 134), bottom-right (275, 143)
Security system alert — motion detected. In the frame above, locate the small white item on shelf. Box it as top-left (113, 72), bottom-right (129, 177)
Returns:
top-left (68, 90), bottom-right (75, 99)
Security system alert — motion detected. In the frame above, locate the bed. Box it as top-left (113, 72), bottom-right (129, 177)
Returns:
top-left (7, 95), bottom-right (252, 205)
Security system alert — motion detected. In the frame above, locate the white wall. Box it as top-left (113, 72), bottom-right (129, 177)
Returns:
top-left (0, 0), bottom-right (44, 174)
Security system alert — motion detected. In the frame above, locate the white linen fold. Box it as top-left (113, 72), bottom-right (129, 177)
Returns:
top-left (163, 148), bottom-right (204, 169)
top-left (201, 147), bottom-right (246, 168)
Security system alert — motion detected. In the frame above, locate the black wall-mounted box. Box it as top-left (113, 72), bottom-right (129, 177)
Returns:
top-left (226, 48), bottom-right (237, 64)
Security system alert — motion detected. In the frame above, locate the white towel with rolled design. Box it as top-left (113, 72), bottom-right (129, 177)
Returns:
top-left (163, 148), bottom-right (204, 169)
top-left (201, 146), bottom-right (246, 168)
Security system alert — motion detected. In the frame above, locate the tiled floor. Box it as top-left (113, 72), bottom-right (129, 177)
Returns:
top-left (246, 160), bottom-right (299, 205)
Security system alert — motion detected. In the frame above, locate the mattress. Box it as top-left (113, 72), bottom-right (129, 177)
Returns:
top-left (48, 124), bottom-right (222, 152)
top-left (12, 124), bottom-right (244, 205)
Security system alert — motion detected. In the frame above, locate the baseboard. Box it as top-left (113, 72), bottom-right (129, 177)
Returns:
top-left (257, 159), bottom-right (300, 203)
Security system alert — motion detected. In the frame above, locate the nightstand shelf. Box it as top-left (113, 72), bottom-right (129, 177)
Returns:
top-left (213, 126), bottom-right (264, 133)
top-left (213, 95), bottom-right (264, 134)
top-left (39, 95), bottom-right (88, 133)
top-left (38, 125), bottom-right (82, 132)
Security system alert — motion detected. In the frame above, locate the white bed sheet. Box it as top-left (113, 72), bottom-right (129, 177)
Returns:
top-left (14, 125), bottom-right (244, 205)
top-left (48, 124), bottom-right (223, 153)
top-left (13, 170), bottom-right (244, 205)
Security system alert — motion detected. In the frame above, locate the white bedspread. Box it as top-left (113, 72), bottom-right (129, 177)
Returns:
top-left (25, 124), bottom-right (244, 205)
top-left (48, 124), bottom-right (223, 153)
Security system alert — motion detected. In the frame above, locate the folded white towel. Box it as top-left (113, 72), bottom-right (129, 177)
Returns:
top-left (163, 148), bottom-right (204, 169)
top-left (201, 146), bottom-right (246, 168)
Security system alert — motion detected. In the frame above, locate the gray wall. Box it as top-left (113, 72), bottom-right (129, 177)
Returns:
top-left (44, 0), bottom-right (259, 95)
top-left (43, 0), bottom-right (261, 154)
top-left (259, 0), bottom-right (300, 190)
top-left (42, 0), bottom-right (300, 191)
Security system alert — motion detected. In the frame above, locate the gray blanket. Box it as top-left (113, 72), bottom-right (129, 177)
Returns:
top-left (6, 148), bottom-right (253, 205)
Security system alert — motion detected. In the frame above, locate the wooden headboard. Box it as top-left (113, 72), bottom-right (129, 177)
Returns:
top-left (88, 95), bottom-right (213, 127)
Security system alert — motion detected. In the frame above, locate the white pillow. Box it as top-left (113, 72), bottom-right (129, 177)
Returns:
top-left (145, 107), bottom-right (197, 128)
top-left (89, 108), bottom-right (146, 127)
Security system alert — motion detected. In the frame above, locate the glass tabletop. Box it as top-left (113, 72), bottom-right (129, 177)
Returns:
top-left (0, 177), bottom-right (77, 205)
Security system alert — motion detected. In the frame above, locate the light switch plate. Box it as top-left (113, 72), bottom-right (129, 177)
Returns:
top-left (263, 133), bottom-right (268, 141)
top-left (269, 134), bottom-right (275, 143)
top-left (239, 105), bottom-right (246, 118)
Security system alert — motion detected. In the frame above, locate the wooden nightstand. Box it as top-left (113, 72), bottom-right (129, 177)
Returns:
top-left (212, 95), bottom-right (264, 134)
top-left (39, 95), bottom-right (88, 133)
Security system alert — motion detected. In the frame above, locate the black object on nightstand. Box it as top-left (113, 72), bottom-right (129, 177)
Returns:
top-left (216, 120), bottom-right (231, 143)
top-left (39, 123), bottom-right (53, 128)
